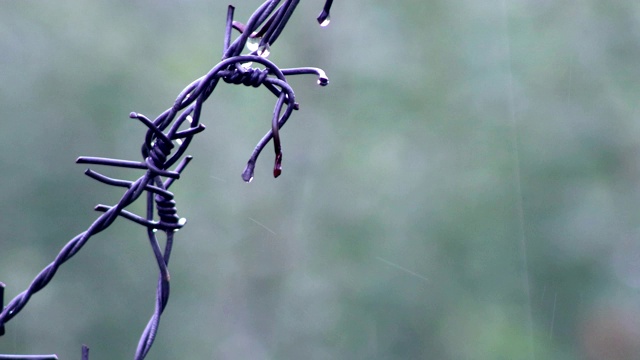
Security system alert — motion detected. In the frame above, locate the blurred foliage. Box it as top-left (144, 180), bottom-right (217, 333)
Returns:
top-left (2, 0), bottom-right (640, 359)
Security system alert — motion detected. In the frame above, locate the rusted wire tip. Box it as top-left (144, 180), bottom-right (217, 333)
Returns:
top-left (273, 152), bottom-right (282, 178)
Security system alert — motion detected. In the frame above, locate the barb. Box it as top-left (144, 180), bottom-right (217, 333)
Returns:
top-left (0, 0), bottom-right (334, 359)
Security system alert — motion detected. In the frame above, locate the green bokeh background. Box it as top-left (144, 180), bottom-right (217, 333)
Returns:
top-left (2, 1), bottom-right (640, 359)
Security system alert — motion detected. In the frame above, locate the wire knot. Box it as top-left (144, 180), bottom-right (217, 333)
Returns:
top-left (223, 66), bottom-right (269, 88)
top-left (144, 137), bottom-right (175, 177)
top-left (155, 194), bottom-right (184, 230)
top-left (0, 1), bottom-right (334, 358)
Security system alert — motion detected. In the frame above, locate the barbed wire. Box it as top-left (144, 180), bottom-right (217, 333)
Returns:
top-left (0, 1), bottom-right (333, 359)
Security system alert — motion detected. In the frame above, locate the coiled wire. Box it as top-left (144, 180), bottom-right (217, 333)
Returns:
top-left (0, 1), bottom-right (333, 359)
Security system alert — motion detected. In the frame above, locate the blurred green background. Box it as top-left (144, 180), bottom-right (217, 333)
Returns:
top-left (2, 1), bottom-right (640, 359)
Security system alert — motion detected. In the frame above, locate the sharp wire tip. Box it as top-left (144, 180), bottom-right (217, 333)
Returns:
top-left (0, 0), bottom-right (333, 357)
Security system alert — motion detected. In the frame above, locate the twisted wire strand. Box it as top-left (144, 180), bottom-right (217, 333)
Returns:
top-left (0, 1), bottom-right (333, 359)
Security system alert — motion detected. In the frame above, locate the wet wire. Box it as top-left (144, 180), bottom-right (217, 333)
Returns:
top-left (0, 1), bottom-right (333, 359)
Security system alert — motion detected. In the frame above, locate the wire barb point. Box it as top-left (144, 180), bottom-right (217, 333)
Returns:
top-left (317, 0), bottom-right (333, 26)
top-left (273, 152), bottom-right (283, 178)
top-left (0, 1), bottom-right (333, 358)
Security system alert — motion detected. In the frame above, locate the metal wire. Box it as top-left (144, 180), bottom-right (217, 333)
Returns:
top-left (0, 1), bottom-right (333, 359)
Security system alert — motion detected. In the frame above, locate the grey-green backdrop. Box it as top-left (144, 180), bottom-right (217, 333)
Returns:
top-left (1, 1), bottom-right (639, 359)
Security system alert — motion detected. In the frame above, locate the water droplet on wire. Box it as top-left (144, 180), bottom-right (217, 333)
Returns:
top-left (257, 44), bottom-right (271, 58)
top-left (247, 37), bottom-right (260, 52)
top-left (316, 69), bottom-right (329, 86)
top-left (319, 16), bottom-right (331, 27)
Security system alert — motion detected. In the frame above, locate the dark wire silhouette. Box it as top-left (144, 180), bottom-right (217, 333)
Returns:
top-left (0, 1), bottom-right (333, 359)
